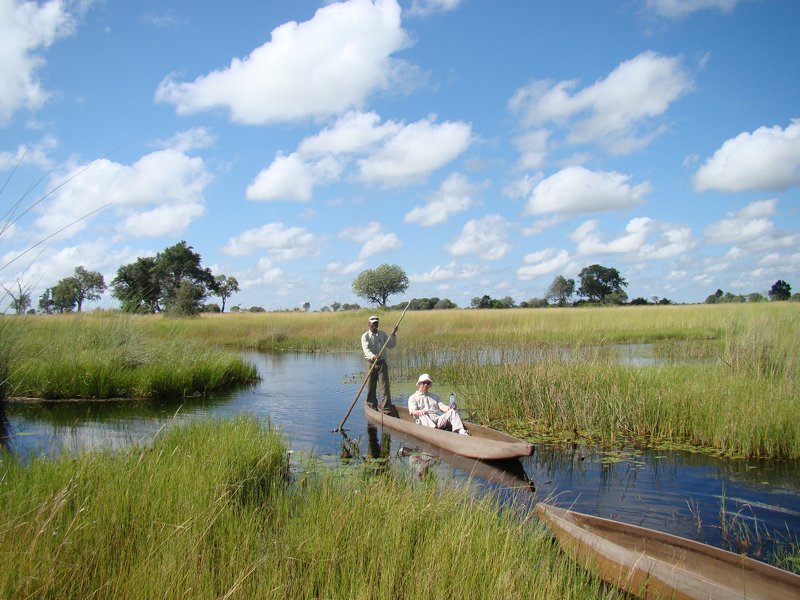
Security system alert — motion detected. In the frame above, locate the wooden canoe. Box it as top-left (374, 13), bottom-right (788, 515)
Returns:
top-left (535, 502), bottom-right (800, 600)
top-left (364, 403), bottom-right (533, 460)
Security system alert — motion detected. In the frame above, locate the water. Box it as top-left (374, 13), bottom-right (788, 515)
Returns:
top-left (3, 351), bottom-right (799, 564)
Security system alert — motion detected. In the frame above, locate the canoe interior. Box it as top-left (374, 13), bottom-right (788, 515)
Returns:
top-left (364, 403), bottom-right (533, 460)
top-left (536, 502), bottom-right (800, 600)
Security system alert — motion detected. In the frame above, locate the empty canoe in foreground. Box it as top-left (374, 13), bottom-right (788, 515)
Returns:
top-left (535, 502), bottom-right (800, 600)
top-left (364, 403), bottom-right (533, 460)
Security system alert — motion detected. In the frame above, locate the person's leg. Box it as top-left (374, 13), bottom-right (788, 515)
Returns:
top-left (440, 410), bottom-right (467, 434)
top-left (366, 364), bottom-right (379, 409)
top-left (378, 362), bottom-right (394, 413)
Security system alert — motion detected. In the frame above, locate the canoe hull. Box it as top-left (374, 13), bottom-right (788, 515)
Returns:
top-left (363, 403), bottom-right (533, 460)
top-left (535, 502), bottom-right (800, 600)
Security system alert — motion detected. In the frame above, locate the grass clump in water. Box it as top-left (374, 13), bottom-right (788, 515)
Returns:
top-left (5, 314), bottom-right (257, 400)
top-left (0, 416), bottom-right (626, 599)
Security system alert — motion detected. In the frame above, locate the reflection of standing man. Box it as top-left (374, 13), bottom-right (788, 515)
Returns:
top-left (361, 315), bottom-right (398, 414)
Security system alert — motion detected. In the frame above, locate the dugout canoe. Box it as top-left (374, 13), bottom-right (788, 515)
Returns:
top-left (535, 502), bottom-right (800, 600)
top-left (364, 403), bottom-right (533, 460)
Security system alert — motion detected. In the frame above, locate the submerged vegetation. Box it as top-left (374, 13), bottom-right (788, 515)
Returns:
top-left (0, 417), bottom-right (624, 599)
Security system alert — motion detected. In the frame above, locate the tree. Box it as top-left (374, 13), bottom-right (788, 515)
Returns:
top-left (2, 278), bottom-right (31, 314)
top-left (302, 301), bottom-right (311, 312)
top-left (72, 266), bottom-right (106, 311)
top-left (214, 274), bottom-right (240, 313)
top-left (111, 242), bottom-right (217, 315)
top-left (768, 280), bottom-right (791, 301)
top-left (330, 301), bottom-right (342, 312)
top-left (577, 264), bottom-right (627, 304)
top-left (545, 275), bottom-right (575, 307)
top-left (51, 277), bottom-right (80, 312)
top-left (351, 264), bottom-right (409, 307)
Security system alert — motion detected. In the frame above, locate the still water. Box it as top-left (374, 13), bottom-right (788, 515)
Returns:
top-left (3, 351), bottom-right (799, 563)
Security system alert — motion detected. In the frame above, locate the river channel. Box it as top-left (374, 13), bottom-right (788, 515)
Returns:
top-left (3, 351), bottom-right (799, 566)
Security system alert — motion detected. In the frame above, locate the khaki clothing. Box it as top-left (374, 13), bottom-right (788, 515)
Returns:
top-left (361, 328), bottom-right (397, 411)
top-left (407, 391), bottom-right (466, 432)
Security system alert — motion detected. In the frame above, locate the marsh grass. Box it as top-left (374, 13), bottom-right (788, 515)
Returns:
top-left (5, 314), bottom-right (257, 400)
top-left (0, 417), bottom-right (624, 599)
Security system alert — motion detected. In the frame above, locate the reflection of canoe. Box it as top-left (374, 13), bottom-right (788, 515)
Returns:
top-left (364, 403), bottom-right (533, 460)
top-left (393, 434), bottom-right (534, 491)
top-left (535, 502), bottom-right (800, 600)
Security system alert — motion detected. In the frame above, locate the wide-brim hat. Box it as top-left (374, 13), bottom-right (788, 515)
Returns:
top-left (417, 373), bottom-right (432, 384)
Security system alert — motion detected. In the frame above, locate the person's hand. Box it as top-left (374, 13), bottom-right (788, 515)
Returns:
top-left (392, 325), bottom-right (398, 334)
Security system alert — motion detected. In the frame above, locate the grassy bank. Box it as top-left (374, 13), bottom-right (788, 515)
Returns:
top-left (0, 417), bottom-right (622, 599)
top-left (2, 314), bottom-right (257, 400)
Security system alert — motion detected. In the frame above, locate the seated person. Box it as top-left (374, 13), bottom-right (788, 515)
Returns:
top-left (407, 373), bottom-right (469, 435)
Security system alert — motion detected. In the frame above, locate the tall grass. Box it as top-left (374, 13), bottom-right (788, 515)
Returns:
top-left (0, 417), bottom-right (624, 599)
top-left (5, 314), bottom-right (257, 399)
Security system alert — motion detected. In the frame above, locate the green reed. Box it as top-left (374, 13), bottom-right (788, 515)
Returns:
top-left (0, 417), bottom-right (624, 599)
top-left (5, 314), bottom-right (257, 400)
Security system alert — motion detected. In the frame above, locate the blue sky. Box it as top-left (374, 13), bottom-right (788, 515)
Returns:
top-left (1, 0), bottom-right (798, 311)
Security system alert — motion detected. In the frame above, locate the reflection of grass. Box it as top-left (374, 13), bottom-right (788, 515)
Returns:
top-left (5, 314), bottom-right (257, 400)
top-left (0, 417), bottom-right (625, 598)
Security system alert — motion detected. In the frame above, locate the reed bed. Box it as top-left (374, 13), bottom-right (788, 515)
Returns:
top-left (0, 417), bottom-right (623, 599)
top-left (3, 314), bottom-right (257, 400)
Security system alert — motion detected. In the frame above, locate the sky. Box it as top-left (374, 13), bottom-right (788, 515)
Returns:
top-left (1, 0), bottom-right (798, 312)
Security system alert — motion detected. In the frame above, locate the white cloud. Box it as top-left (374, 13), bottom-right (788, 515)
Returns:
top-left (246, 153), bottom-right (341, 202)
top-left (639, 225), bottom-right (696, 259)
top-left (447, 214), bottom-right (512, 260)
top-left (410, 260), bottom-right (489, 283)
top-left (326, 259), bottom-right (365, 274)
top-left (357, 116), bottom-right (472, 186)
top-left (525, 165), bottom-right (650, 216)
top-left (404, 173), bottom-right (482, 226)
top-left (155, 0), bottom-right (411, 124)
top-left (339, 220), bottom-right (401, 259)
top-left (222, 222), bottom-right (320, 261)
top-left (645, 0), bottom-right (740, 19)
top-left (513, 129), bottom-right (549, 170)
top-left (298, 111), bottom-right (400, 156)
top-left (703, 199), bottom-right (776, 244)
top-left (572, 217), bottom-right (653, 255)
top-left (34, 149), bottom-right (212, 239)
top-left (509, 51), bottom-right (692, 154)
top-left (156, 127), bottom-right (214, 152)
top-left (694, 120), bottom-right (800, 192)
top-left (0, 135), bottom-right (57, 169)
top-left (407, 0), bottom-right (462, 16)
top-left (0, 0), bottom-right (78, 125)
top-left (516, 248), bottom-right (570, 280)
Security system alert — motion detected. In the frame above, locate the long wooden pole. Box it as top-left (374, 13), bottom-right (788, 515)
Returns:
top-left (333, 300), bottom-right (412, 433)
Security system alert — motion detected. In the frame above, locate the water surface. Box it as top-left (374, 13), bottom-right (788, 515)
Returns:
top-left (3, 351), bottom-right (798, 564)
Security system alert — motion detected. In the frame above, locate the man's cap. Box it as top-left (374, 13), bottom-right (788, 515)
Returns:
top-left (368, 316), bottom-right (379, 323)
top-left (417, 373), bottom-right (433, 384)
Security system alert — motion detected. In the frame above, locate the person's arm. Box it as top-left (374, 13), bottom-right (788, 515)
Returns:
top-left (385, 327), bottom-right (397, 350)
top-left (408, 394), bottom-right (430, 417)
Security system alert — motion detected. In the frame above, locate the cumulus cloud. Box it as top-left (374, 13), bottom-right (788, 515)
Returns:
top-left (524, 165), bottom-right (650, 216)
top-left (410, 260), bottom-right (489, 283)
top-left (155, 0), bottom-right (411, 124)
top-left (339, 220), bottom-right (402, 259)
top-left (246, 153), bottom-right (342, 202)
top-left (248, 112), bottom-right (471, 199)
top-left (644, 0), bottom-right (740, 19)
top-left (34, 148), bottom-right (212, 239)
top-left (222, 222), bottom-right (320, 261)
top-left (571, 217), bottom-right (653, 255)
top-left (693, 120), bottom-right (800, 192)
top-left (404, 173), bottom-right (482, 226)
top-left (639, 225), bottom-right (696, 259)
top-left (513, 129), bottom-right (549, 170)
top-left (516, 248), bottom-right (570, 280)
top-left (0, 0), bottom-right (79, 125)
top-left (156, 127), bottom-right (214, 153)
top-left (447, 214), bottom-right (512, 260)
top-left (356, 116), bottom-right (472, 186)
top-left (509, 51), bottom-right (692, 154)
top-left (703, 199), bottom-right (776, 244)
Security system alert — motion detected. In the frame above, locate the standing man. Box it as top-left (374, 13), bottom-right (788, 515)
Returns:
top-left (361, 315), bottom-right (398, 415)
